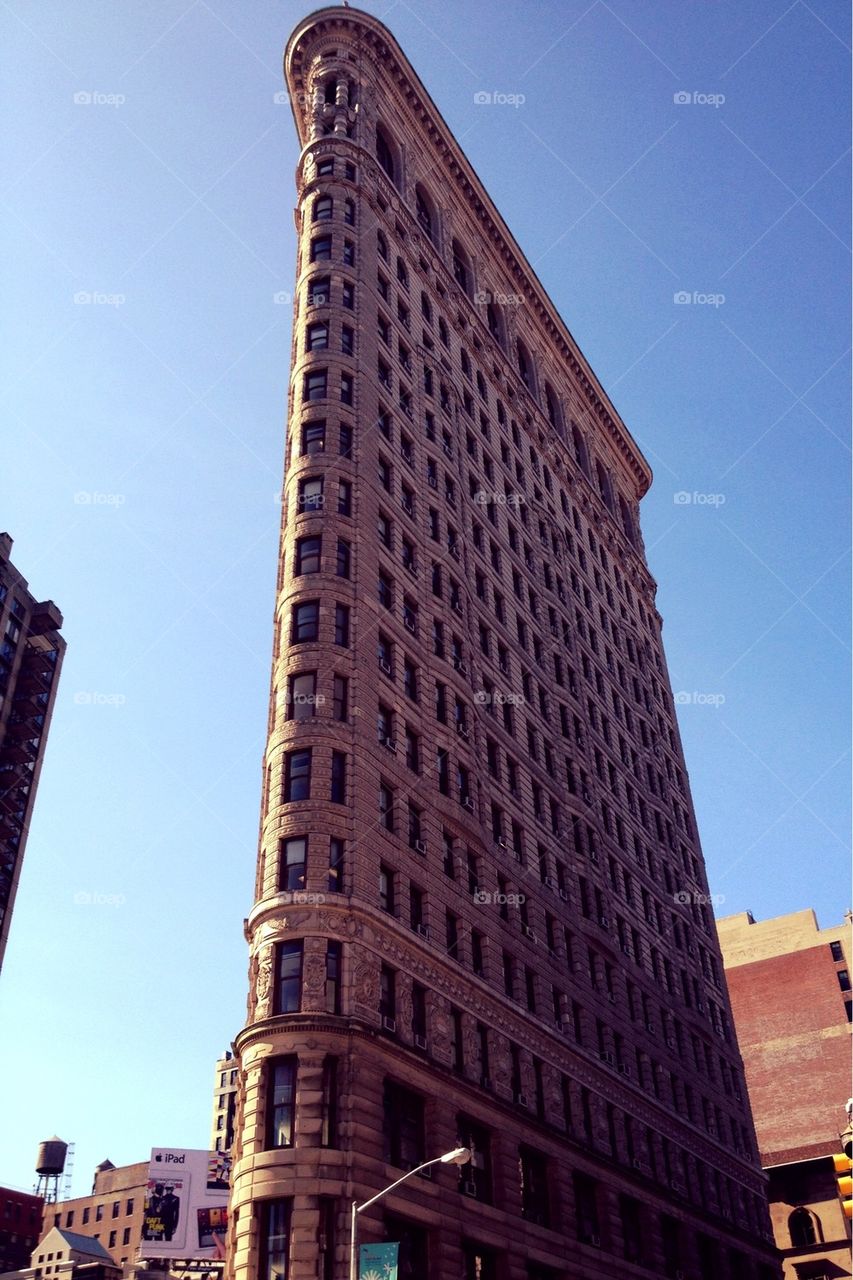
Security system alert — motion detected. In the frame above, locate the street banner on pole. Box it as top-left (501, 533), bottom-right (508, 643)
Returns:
top-left (359, 1241), bottom-right (399, 1280)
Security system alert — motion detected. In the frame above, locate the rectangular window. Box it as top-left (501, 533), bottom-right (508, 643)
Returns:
top-left (334, 603), bottom-right (350, 647)
top-left (307, 276), bottom-right (330, 306)
top-left (288, 671), bottom-right (317, 720)
top-left (295, 535), bottom-right (322, 574)
top-left (275, 941), bottom-right (303, 1014)
top-left (301, 420), bottom-right (325, 456)
top-left (311, 235), bottom-right (332, 261)
top-left (330, 751), bottom-right (347, 803)
top-left (335, 540), bottom-right (350, 577)
top-left (333, 675), bottom-right (348, 721)
top-left (383, 1081), bottom-right (425, 1168)
top-left (280, 836), bottom-right (307, 892)
top-left (326, 942), bottom-right (342, 1014)
top-left (830, 940), bottom-right (844, 962)
top-left (519, 1149), bottom-right (550, 1226)
top-left (298, 476), bottom-right (324, 511)
top-left (328, 838), bottom-right (344, 893)
top-left (259, 1201), bottom-right (292, 1280)
top-left (303, 369), bottom-right (328, 402)
top-left (306, 321), bottom-right (329, 351)
top-left (267, 1057), bottom-right (297, 1148)
top-left (284, 749), bottom-right (312, 802)
top-left (320, 1058), bottom-right (339, 1149)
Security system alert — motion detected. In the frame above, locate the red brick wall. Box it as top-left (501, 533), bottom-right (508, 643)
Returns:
top-left (725, 944), bottom-right (850, 1161)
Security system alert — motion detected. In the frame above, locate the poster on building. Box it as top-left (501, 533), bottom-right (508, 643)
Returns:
top-left (140, 1149), bottom-right (231, 1262)
top-left (359, 1242), bottom-right (398, 1280)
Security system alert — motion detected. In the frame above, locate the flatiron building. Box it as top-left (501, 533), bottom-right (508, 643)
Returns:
top-left (228, 9), bottom-right (781, 1280)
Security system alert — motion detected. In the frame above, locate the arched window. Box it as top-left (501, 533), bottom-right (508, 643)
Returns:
top-left (452, 239), bottom-right (472, 297)
top-left (312, 195), bottom-right (333, 222)
top-left (517, 338), bottom-right (534, 393)
top-left (571, 421), bottom-right (591, 478)
top-left (415, 185), bottom-right (437, 245)
top-left (596, 460), bottom-right (615, 512)
top-left (789, 1208), bottom-right (821, 1247)
top-left (619, 496), bottom-right (636, 546)
top-left (545, 382), bottom-right (564, 438)
top-left (376, 124), bottom-right (397, 185)
top-left (486, 301), bottom-right (504, 348)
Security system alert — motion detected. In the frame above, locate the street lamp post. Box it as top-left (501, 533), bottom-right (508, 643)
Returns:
top-left (348, 1147), bottom-right (471, 1280)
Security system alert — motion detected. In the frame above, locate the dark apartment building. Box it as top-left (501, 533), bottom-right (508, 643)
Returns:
top-left (227, 9), bottom-right (782, 1280)
top-left (0, 533), bottom-right (65, 973)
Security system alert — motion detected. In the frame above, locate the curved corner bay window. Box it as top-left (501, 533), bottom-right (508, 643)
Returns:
top-left (267, 1057), bottom-right (297, 1148)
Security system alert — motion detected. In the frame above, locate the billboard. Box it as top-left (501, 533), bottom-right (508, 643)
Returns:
top-left (141, 1149), bottom-right (230, 1262)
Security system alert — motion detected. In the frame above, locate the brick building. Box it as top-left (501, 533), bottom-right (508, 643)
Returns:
top-left (718, 909), bottom-right (852, 1279)
top-left (211, 1051), bottom-right (239, 1153)
top-left (0, 533), bottom-right (65, 973)
top-left (0, 1189), bottom-right (44, 1274)
top-left (228, 8), bottom-right (781, 1280)
top-left (42, 1163), bottom-right (148, 1270)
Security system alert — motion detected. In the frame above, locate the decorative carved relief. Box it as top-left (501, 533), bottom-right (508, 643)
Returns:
top-left (256, 947), bottom-right (274, 1018)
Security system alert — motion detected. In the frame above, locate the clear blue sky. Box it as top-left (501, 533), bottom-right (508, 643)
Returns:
top-left (1, 0), bottom-right (849, 1194)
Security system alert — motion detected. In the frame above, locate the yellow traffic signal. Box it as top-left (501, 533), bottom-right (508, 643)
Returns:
top-left (832, 1152), bottom-right (853, 1219)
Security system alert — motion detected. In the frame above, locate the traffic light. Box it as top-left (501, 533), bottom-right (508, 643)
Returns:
top-left (833, 1126), bottom-right (853, 1220)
